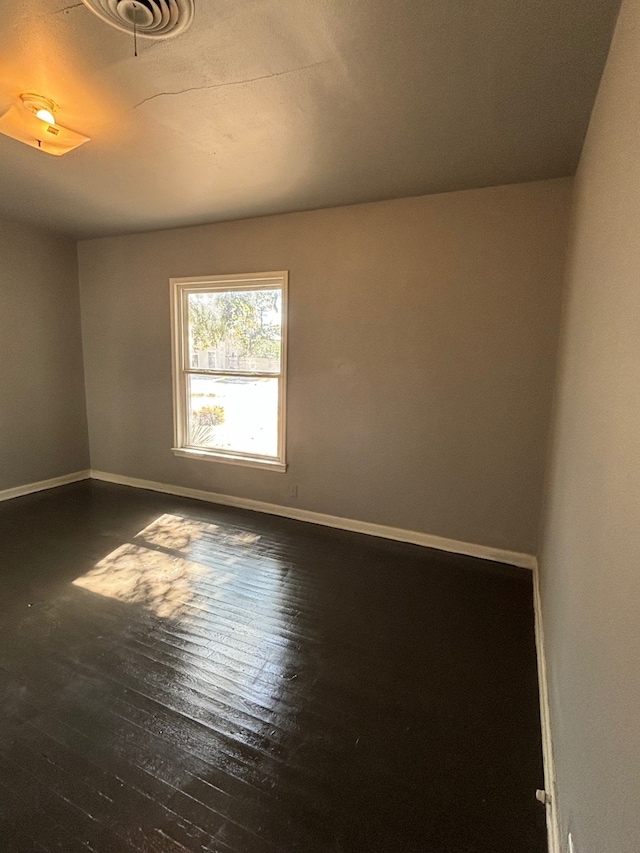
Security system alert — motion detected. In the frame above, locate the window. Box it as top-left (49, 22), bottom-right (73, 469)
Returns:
top-left (171, 272), bottom-right (288, 471)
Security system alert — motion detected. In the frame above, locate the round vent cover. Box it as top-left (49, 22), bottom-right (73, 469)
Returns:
top-left (81, 0), bottom-right (194, 39)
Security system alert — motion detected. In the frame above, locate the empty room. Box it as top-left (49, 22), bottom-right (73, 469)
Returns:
top-left (0, 1), bottom-right (637, 851)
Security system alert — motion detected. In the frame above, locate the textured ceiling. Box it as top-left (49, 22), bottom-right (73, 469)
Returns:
top-left (0, 0), bottom-right (621, 237)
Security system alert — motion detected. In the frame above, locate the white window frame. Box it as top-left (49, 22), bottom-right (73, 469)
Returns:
top-left (170, 271), bottom-right (288, 472)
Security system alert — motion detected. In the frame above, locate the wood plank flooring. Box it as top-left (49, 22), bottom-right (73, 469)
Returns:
top-left (0, 481), bottom-right (547, 852)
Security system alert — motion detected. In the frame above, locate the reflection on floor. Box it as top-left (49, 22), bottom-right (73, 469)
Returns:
top-left (0, 481), bottom-right (547, 852)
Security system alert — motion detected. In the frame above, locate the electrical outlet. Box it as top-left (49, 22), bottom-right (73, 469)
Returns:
top-left (289, 485), bottom-right (299, 499)
top-left (568, 832), bottom-right (576, 853)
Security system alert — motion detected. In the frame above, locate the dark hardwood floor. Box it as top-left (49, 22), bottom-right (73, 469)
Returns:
top-left (0, 481), bottom-right (546, 852)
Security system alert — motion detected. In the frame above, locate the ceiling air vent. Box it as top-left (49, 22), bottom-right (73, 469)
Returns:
top-left (80, 0), bottom-right (194, 39)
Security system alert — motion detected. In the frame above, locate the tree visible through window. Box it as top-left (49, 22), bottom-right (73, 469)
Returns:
top-left (171, 273), bottom-right (288, 470)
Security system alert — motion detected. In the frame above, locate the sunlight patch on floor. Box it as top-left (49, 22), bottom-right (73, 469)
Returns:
top-left (72, 514), bottom-right (267, 619)
top-left (72, 541), bottom-right (213, 618)
top-left (134, 512), bottom-right (262, 553)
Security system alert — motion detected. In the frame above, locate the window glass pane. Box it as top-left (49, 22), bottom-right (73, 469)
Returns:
top-left (188, 375), bottom-right (279, 458)
top-left (188, 289), bottom-right (282, 373)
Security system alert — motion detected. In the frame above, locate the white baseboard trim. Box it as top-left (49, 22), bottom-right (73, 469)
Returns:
top-left (89, 469), bottom-right (536, 570)
top-left (0, 470), bottom-right (91, 504)
top-left (533, 558), bottom-right (561, 853)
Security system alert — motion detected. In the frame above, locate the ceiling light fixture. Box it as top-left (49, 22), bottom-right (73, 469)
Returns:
top-left (80, 0), bottom-right (195, 40)
top-left (0, 94), bottom-right (90, 156)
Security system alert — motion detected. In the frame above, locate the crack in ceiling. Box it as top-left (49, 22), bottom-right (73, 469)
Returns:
top-left (55, 3), bottom-right (84, 15)
top-left (130, 59), bottom-right (329, 111)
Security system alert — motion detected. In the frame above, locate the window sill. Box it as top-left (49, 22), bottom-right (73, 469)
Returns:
top-left (172, 447), bottom-right (287, 472)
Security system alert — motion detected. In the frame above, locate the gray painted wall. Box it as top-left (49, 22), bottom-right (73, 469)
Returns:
top-left (78, 178), bottom-right (571, 555)
top-left (540, 1), bottom-right (639, 851)
top-left (0, 220), bottom-right (89, 490)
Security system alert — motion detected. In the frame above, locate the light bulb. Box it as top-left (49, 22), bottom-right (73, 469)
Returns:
top-left (36, 108), bottom-right (56, 125)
